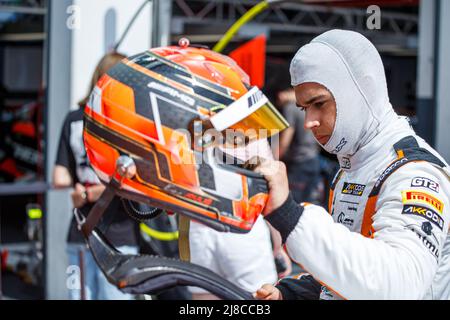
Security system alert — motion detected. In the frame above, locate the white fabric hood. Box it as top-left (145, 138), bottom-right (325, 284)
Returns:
top-left (290, 29), bottom-right (399, 156)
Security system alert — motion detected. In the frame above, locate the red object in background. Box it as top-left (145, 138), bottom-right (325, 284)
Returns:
top-left (11, 121), bottom-right (36, 138)
top-left (229, 35), bottom-right (266, 89)
top-left (0, 158), bottom-right (24, 179)
top-left (1, 250), bottom-right (8, 271)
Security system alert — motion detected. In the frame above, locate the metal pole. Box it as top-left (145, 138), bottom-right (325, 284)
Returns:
top-left (416, 0), bottom-right (436, 146)
top-left (434, 0), bottom-right (450, 163)
top-left (45, 0), bottom-right (73, 299)
top-left (151, 0), bottom-right (172, 48)
top-left (78, 248), bottom-right (86, 300)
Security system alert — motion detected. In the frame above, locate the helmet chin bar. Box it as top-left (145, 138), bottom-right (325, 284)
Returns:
top-left (74, 156), bottom-right (253, 300)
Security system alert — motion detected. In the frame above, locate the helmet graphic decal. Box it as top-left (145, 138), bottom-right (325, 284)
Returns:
top-left (83, 45), bottom-right (288, 233)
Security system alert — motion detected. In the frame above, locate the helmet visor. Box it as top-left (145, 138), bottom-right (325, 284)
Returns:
top-left (209, 86), bottom-right (289, 139)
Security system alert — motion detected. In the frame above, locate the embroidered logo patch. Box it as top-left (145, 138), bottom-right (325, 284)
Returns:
top-left (341, 182), bottom-right (366, 196)
top-left (408, 228), bottom-right (439, 260)
top-left (402, 204), bottom-right (444, 230)
top-left (402, 190), bottom-right (444, 213)
top-left (337, 212), bottom-right (354, 227)
top-left (411, 177), bottom-right (440, 193)
top-left (374, 158), bottom-right (408, 189)
top-left (332, 138), bottom-right (347, 153)
top-left (341, 157), bottom-right (351, 169)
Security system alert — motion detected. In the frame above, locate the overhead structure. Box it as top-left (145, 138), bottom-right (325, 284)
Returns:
top-left (299, 0), bottom-right (418, 6)
top-left (172, 0), bottom-right (418, 54)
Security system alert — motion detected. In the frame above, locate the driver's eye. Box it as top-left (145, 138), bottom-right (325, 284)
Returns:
top-left (315, 101), bottom-right (325, 108)
top-left (296, 103), bottom-right (306, 111)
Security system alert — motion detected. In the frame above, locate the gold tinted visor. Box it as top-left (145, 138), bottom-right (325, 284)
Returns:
top-left (209, 87), bottom-right (289, 139)
top-left (229, 101), bottom-right (288, 137)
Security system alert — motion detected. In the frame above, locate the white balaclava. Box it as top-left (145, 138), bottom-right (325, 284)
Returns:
top-left (290, 29), bottom-right (397, 156)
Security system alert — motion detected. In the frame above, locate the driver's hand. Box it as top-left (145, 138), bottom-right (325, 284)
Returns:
top-left (71, 183), bottom-right (87, 208)
top-left (253, 284), bottom-right (283, 300)
top-left (86, 184), bottom-right (106, 202)
top-left (254, 160), bottom-right (290, 216)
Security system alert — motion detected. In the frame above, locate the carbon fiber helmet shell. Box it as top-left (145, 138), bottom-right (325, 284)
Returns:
top-left (83, 45), bottom-right (286, 232)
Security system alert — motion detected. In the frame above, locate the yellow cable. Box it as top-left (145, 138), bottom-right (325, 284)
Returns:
top-left (139, 222), bottom-right (179, 241)
top-left (213, 1), bottom-right (269, 53)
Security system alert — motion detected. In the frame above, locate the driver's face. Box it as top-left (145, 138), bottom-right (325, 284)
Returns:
top-left (294, 82), bottom-right (336, 146)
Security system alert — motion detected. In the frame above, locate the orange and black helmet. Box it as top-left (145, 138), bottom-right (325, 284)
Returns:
top-left (83, 42), bottom-right (288, 233)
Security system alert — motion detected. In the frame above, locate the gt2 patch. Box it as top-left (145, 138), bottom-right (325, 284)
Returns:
top-left (341, 183), bottom-right (366, 196)
top-left (402, 190), bottom-right (444, 213)
top-left (411, 177), bottom-right (439, 193)
top-left (402, 204), bottom-right (444, 230)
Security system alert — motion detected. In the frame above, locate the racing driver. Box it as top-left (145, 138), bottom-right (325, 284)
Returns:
top-left (254, 29), bottom-right (450, 300)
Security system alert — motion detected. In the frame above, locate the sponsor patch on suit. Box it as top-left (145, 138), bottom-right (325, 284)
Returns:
top-left (337, 212), bottom-right (354, 227)
top-left (401, 190), bottom-right (444, 213)
top-left (411, 177), bottom-right (439, 193)
top-left (408, 228), bottom-right (439, 260)
top-left (402, 204), bottom-right (444, 230)
top-left (341, 182), bottom-right (366, 196)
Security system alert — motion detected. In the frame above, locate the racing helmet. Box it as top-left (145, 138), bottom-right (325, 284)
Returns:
top-left (83, 41), bottom-right (289, 233)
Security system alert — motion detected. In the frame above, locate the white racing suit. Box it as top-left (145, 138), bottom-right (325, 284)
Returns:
top-left (268, 30), bottom-right (450, 300)
top-left (269, 121), bottom-right (450, 300)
